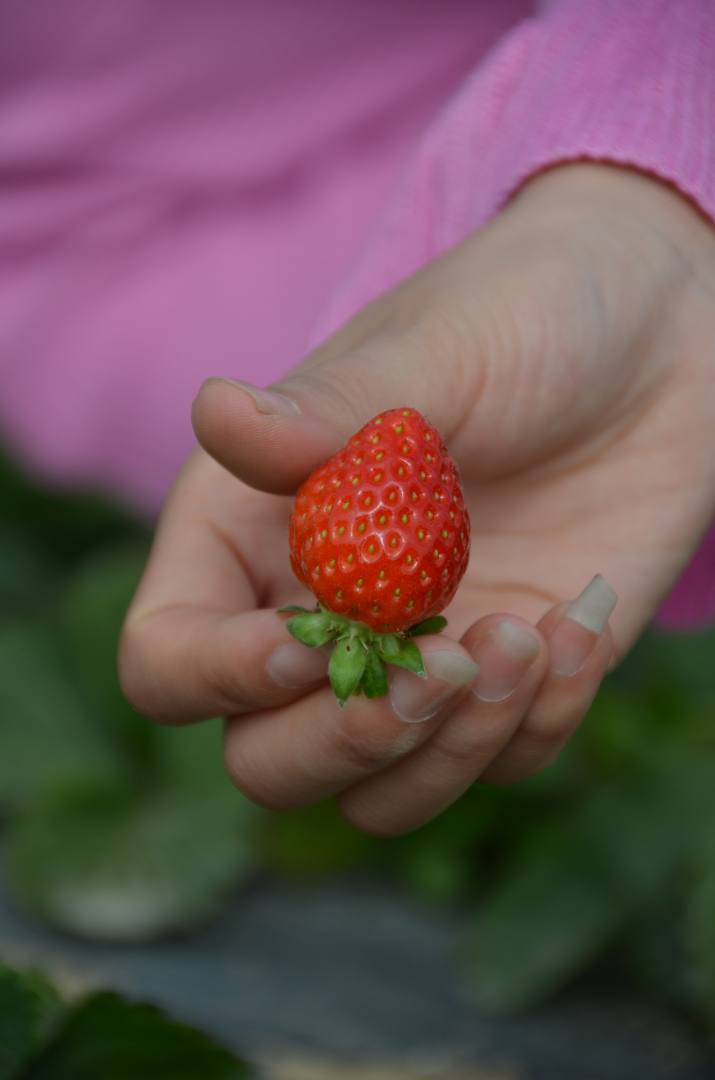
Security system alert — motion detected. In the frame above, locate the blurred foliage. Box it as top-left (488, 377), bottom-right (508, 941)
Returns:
top-left (0, 962), bottom-right (253, 1079)
top-left (1, 444), bottom-right (714, 1031)
top-left (0, 965), bottom-right (64, 1080)
top-left (0, 448), bottom-right (258, 941)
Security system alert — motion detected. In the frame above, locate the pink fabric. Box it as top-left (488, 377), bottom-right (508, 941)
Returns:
top-left (0, 1), bottom-right (713, 626)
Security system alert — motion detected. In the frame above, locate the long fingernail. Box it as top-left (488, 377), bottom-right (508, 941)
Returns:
top-left (550, 574), bottom-right (618, 677)
top-left (390, 650), bottom-right (480, 724)
top-left (266, 642), bottom-right (329, 688)
top-left (208, 377), bottom-right (301, 417)
top-left (471, 620), bottom-right (541, 703)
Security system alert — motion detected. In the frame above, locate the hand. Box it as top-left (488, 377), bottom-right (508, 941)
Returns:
top-left (119, 163), bottom-right (715, 835)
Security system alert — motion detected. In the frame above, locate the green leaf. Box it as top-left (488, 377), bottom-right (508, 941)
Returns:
top-left (575, 770), bottom-right (713, 903)
top-left (328, 637), bottom-right (368, 705)
top-left (0, 965), bottom-right (64, 1080)
top-left (157, 719), bottom-right (241, 799)
top-left (0, 618), bottom-right (123, 814)
top-left (570, 682), bottom-right (652, 780)
top-left (6, 779), bottom-right (256, 942)
top-left (399, 843), bottom-right (469, 905)
top-left (406, 615), bottom-right (448, 637)
top-left (684, 840), bottom-right (715, 1023)
top-left (277, 605), bottom-right (313, 615)
top-left (464, 820), bottom-right (623, 1012)
top-left (378, 637), bottom-right (426, 677)
top-left (395, 785), bottom-right (505, 903)
top-left (285, 612), bottom-right (336, 648)
top-left (376, 634), bottom-right (400, 659)
top-left (618, 624), bottom-right (715, 708)
top-left (260, 800), bottom-right (376, 877)
top-left (0, 966), bottom-right (36, 1080)
top-left (359, 650), bottom-right (389, 698)
top-left (60, 545), bottom-right (159, 776)
top-left (25, 991), bottom-right (252, 1080)
top-left (0, 526), bottom-right (56, 611)
top-left (0, 445), bottom-right (149, 569)
top-left (625, 891), bottom-right (700, 1017)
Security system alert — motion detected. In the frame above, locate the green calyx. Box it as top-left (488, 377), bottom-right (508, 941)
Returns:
top-left (277, 605), bottom-right (447, 707)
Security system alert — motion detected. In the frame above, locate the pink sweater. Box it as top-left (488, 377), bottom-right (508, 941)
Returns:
top-left (1, 1), bottom-right (713, 627)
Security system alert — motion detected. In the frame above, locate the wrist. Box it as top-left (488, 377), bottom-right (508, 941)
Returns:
top-left (508, 162), bottom-right (715, 275)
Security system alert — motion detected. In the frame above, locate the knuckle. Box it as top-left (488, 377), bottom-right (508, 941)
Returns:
top-left (429, 716), bottom-right (505, 768)
top-left (330, 713), bottom-right (400, 774)
top-left (196, 646), bottom-right (251, 716)
top-left (339, 800), bottom-right (404, 838)
top-left (117, 617), bottom-right (160, 720)
top-left (413, 308), bottom-right (476, 392)
top-left (118, 614), bottom-right (199, 725)
top-left (483, 737), bottom-right (566, 787)
top-left (522, 702), bottom-right (587, 743)
top-left (428, 730), bottom-right (475, 769)
top-left (223, 738), bottom-right (286, 811)
top-left (413, 302), bottom-right (464, 364)
top-left (534, 742), bottom-right (565, 775)
top-left (287, 365), bottom-right (372, 434)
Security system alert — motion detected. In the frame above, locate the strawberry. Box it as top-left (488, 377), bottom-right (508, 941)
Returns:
top-left (280, 407), bottom-right (470, 705)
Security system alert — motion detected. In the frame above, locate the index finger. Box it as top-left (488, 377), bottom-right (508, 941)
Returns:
top-left (119, 449), bottom-right (329, 724)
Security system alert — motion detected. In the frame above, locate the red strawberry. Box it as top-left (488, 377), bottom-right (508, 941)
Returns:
top-left (280, 407), bottom-right (470, 705)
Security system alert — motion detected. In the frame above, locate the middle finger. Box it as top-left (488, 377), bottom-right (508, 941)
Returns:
top-left (336, 615), bottom-right (547, 834)
top-left (223, 635), bottom-right (480, 809)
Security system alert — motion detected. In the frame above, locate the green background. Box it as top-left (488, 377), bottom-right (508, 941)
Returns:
top-left (1, 443), bottom-right (714, 1072)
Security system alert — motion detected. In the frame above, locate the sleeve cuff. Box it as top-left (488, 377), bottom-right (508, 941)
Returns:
top-left (482, 0), bottom-right (715, 227)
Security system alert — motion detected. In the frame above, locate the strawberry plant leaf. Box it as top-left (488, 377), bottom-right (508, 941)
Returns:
top-left (684, 838), bottom-right (715, 1024)
top-left (360, 650), bottom-right (389, 698)
top-left (0, 618), bottom-right (124, 814)
top-left (158, 719), bottom-right (248, 799)
top-left (395, 784), bottom-right (505, 903)
top-left (0, 526), bottom-right (55, 611)
top-left (624, 891), bottom-right (700, 1016)
top-left (60, 545), bottom-right (159, 776)
top-left (5, 778), bottom-right (256, 942)
top-left (285, 612), bottom-right (335, 648)
top-left (0, 965), bottom-right (64, 1080)
top-left (328, 637), bottom-right (368, 705)
top-left (0, 446), bottom-right (148, 568)
top-left (575, 766), bottom-right (715, 902)
top-left (277, 605), bottom-right (314, 615)
top-left (0, 968), bottom-right (40, 1079)
top-left (25, 991), bottom-right (253, 1080)
top-left (406, 616), bottom-right (448, 637)
top-left (260, 799), bottom-right (376, 876)
top-left (464, 819), bottom-right (623, 1011)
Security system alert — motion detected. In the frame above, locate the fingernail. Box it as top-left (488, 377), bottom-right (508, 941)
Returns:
top-left (390, 650), bottom-right (480, 724)
top-left (210, 377), bottom-right (301, 417)
top-left (266, 641), bottom-right (329, 688)
top-left (471, 620), bottom-right (541, 703)
top-left (550, 574), bottom-right (618, 677)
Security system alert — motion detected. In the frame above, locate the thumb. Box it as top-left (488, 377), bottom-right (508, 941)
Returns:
top-left (191, 331), bottom-right (476, 495)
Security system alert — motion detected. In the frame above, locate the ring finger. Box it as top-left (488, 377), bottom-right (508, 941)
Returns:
top-left (337, 575), bottom-right (616, 834)
top-left (223, 635), bottom-right (481, 810)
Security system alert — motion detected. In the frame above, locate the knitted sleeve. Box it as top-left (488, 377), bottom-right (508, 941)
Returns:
top-left (309, 0), bottom-right (715, 628)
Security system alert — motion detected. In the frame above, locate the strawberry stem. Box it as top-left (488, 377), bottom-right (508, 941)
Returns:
top-left (277, 604), bottom-right (447, 706)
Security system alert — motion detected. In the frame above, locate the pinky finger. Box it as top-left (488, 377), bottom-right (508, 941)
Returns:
top-left (480, 575), bottom-right (617, 785)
